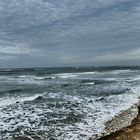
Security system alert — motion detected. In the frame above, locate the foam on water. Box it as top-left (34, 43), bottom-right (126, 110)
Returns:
top-left (55, 71), bottom-right (96, 79)
top-left (0, 93), bottom-right (46, 107)
top-left (0, 75), bottom-right (43, 85)
top-left (55, 73), bottom-right (78, 78)
top-left (1, 88), bottom-right (140, 140)
top-left (14, 75), bottom-right (55, 85)
top-left (85, 82), bottom-right (95, 85)
top-left (76, 71), bottom-right (96, 75)
top-left (109, 69), bottom-right (132, 74)
top-left (18, 75), bottom-right (56, 80)
top-left (129, 76), bottom-right (140, 82)
top-left (1, 68), bottom-right (140, 140)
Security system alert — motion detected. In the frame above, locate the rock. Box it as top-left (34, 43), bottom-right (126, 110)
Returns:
top-left (65, 112), bottom-right (81, 123)
top-left (88, 100), bottom-right (93, 103)
top-left (13, 135), bottom-right (32, 140)
top-left (34, 96), bottom-right (45, 102)
top-left (14, 126), bottom-right (23, 133)
top-left (49, 137), bottom-right (57, 140)
top-left (61, 84), bottom-right (70, 87)
top-left (31, 135), bottom-right (41, 140)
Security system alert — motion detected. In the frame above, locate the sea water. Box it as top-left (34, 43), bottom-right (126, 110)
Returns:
top-left (0, 66), bottom-right (140, 140)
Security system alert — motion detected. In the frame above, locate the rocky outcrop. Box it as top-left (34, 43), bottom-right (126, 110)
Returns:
top-left (96, 103), bottom-right (140, 140)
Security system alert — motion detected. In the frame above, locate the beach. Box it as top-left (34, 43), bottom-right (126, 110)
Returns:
top-left (94, 102), bottom-right (140, 140)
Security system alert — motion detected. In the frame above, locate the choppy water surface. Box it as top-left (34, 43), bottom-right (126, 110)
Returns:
top-left (1, 66), bottom-right (140, 140)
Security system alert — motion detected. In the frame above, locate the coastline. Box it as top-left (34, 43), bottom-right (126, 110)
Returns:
top-left (90, 102), bottom-right (140, 140)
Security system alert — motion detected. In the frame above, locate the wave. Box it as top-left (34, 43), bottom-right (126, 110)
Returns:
top-left (15, 75), bottom-right (56, 85)
top-left (125, 76), bottom-right (140, 82)
top-left (76, 71), bottom-right (96, 75)
top-left (111, 69), bottom-right (132, 74)
top-left (55, 73), bottom-right (78, 78)
top-left (80, 79), bottom-right (116, 85)
top-left (18, 75), bottom-right (56, 80)
top-left (1, 68), bottom-right (140, 140)
top-left (85, 82), bottom-right (95, 85)
top-left (0, 69), bottom-right (13, 72)
top-left (54, 70), bottom-right (132, 79)
top-left (0, 93), bottom-right (46, 107)
top-left (54, 71), bottom-right (96, 79)
top-left (1, 87), bottom-right (140, 140)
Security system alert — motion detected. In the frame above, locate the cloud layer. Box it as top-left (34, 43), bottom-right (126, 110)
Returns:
top-left (0, 0), bottom-right (140, 67)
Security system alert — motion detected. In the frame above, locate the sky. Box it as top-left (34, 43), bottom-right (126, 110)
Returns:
top-left (0, 0), bottom-right (140, 68)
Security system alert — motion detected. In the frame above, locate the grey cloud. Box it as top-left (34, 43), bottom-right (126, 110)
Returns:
top-left (0, 0), bottom-right (140, 67)
top-left (0, 0), bottom-right (134, 30)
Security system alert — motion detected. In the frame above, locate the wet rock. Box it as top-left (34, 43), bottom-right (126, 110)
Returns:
top-left (43, 77), bottom-right (54, 80)
top-left (34, 96), bottom-right (45, 102)
top-left (31, 135), bottom-right (41, 140)
top-left (48, 128), bottom-right (55, 134)
top-left (17, 115), bottom-right (21, 119)
top-left (13, 135), bottom-right (32, 140)
top-left (1, 129), bottom-right (9, 134)
top-left (8, 117), bottom-right (15, 121)
top-left (28, 119), bottom-right (36, 124)
top-left (49, 136), bottom-right (57, 140)
top-left (37, 130), bottom-right (44, 135)
top-left (14, 126), bottom-right (24, 133)
top-left (95, 97), bottom-right (104, 101)
top-left (65, 112), bottom-right (81, 123)
top-left (24, 130), bottom-right (42, 140)
top-left (31, 110), bottom-right (35, 113)
top-left (61, 84), bottom-right (70, 87)
top-left (88, 100), bottom-right (93, 103)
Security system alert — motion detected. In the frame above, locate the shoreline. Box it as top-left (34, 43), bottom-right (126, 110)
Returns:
top-left (91, 102), bottom-right (140, 140)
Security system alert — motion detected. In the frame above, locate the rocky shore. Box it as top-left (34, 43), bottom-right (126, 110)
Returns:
top-left (91, 102), bottom-right (140, 140)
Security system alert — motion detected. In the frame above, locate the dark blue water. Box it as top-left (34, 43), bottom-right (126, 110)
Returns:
top-left (0, 66), bottom-right (140, 140)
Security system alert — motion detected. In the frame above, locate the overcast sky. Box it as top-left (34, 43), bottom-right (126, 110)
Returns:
top-left (0, 0), bottom-right (140, 68)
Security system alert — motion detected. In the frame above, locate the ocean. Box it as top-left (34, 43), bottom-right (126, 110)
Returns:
top-left (0, 66), bottom-right (140, 140)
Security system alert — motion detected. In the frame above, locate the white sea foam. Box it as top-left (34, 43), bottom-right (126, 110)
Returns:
top-left (0, 75), bottom-right (56, 86)
top-left (76, 71), bottom-right (96, 75)
top-left (0, 88), bottom-right (140, 140)
top-left (16, 75), bottom-right (55, 84)
top-left (44, 88), bottom-right (140, 140)
top-left (54, 70), bottom-right (131, 80)
top-left (0, 69), bottom-right (13, 72)
top-left (110, 69), bottom-right (132, 74)
top-left (0, 93), bottom-right (46, 107)
top-left (55, 71), bottom-right (96, 79)
top-left (1, 69), bottom-right (140, 140)
top-left (55, 73), bottom-right (78, 78)
top-left (0, 93), bottom-right (47, 139)
top-left (85, 82), bottom-right (95, 85)
top-left (18, 75), bottom-right (56, 80)
top-left (129, 76), bottom-right (140, 82)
